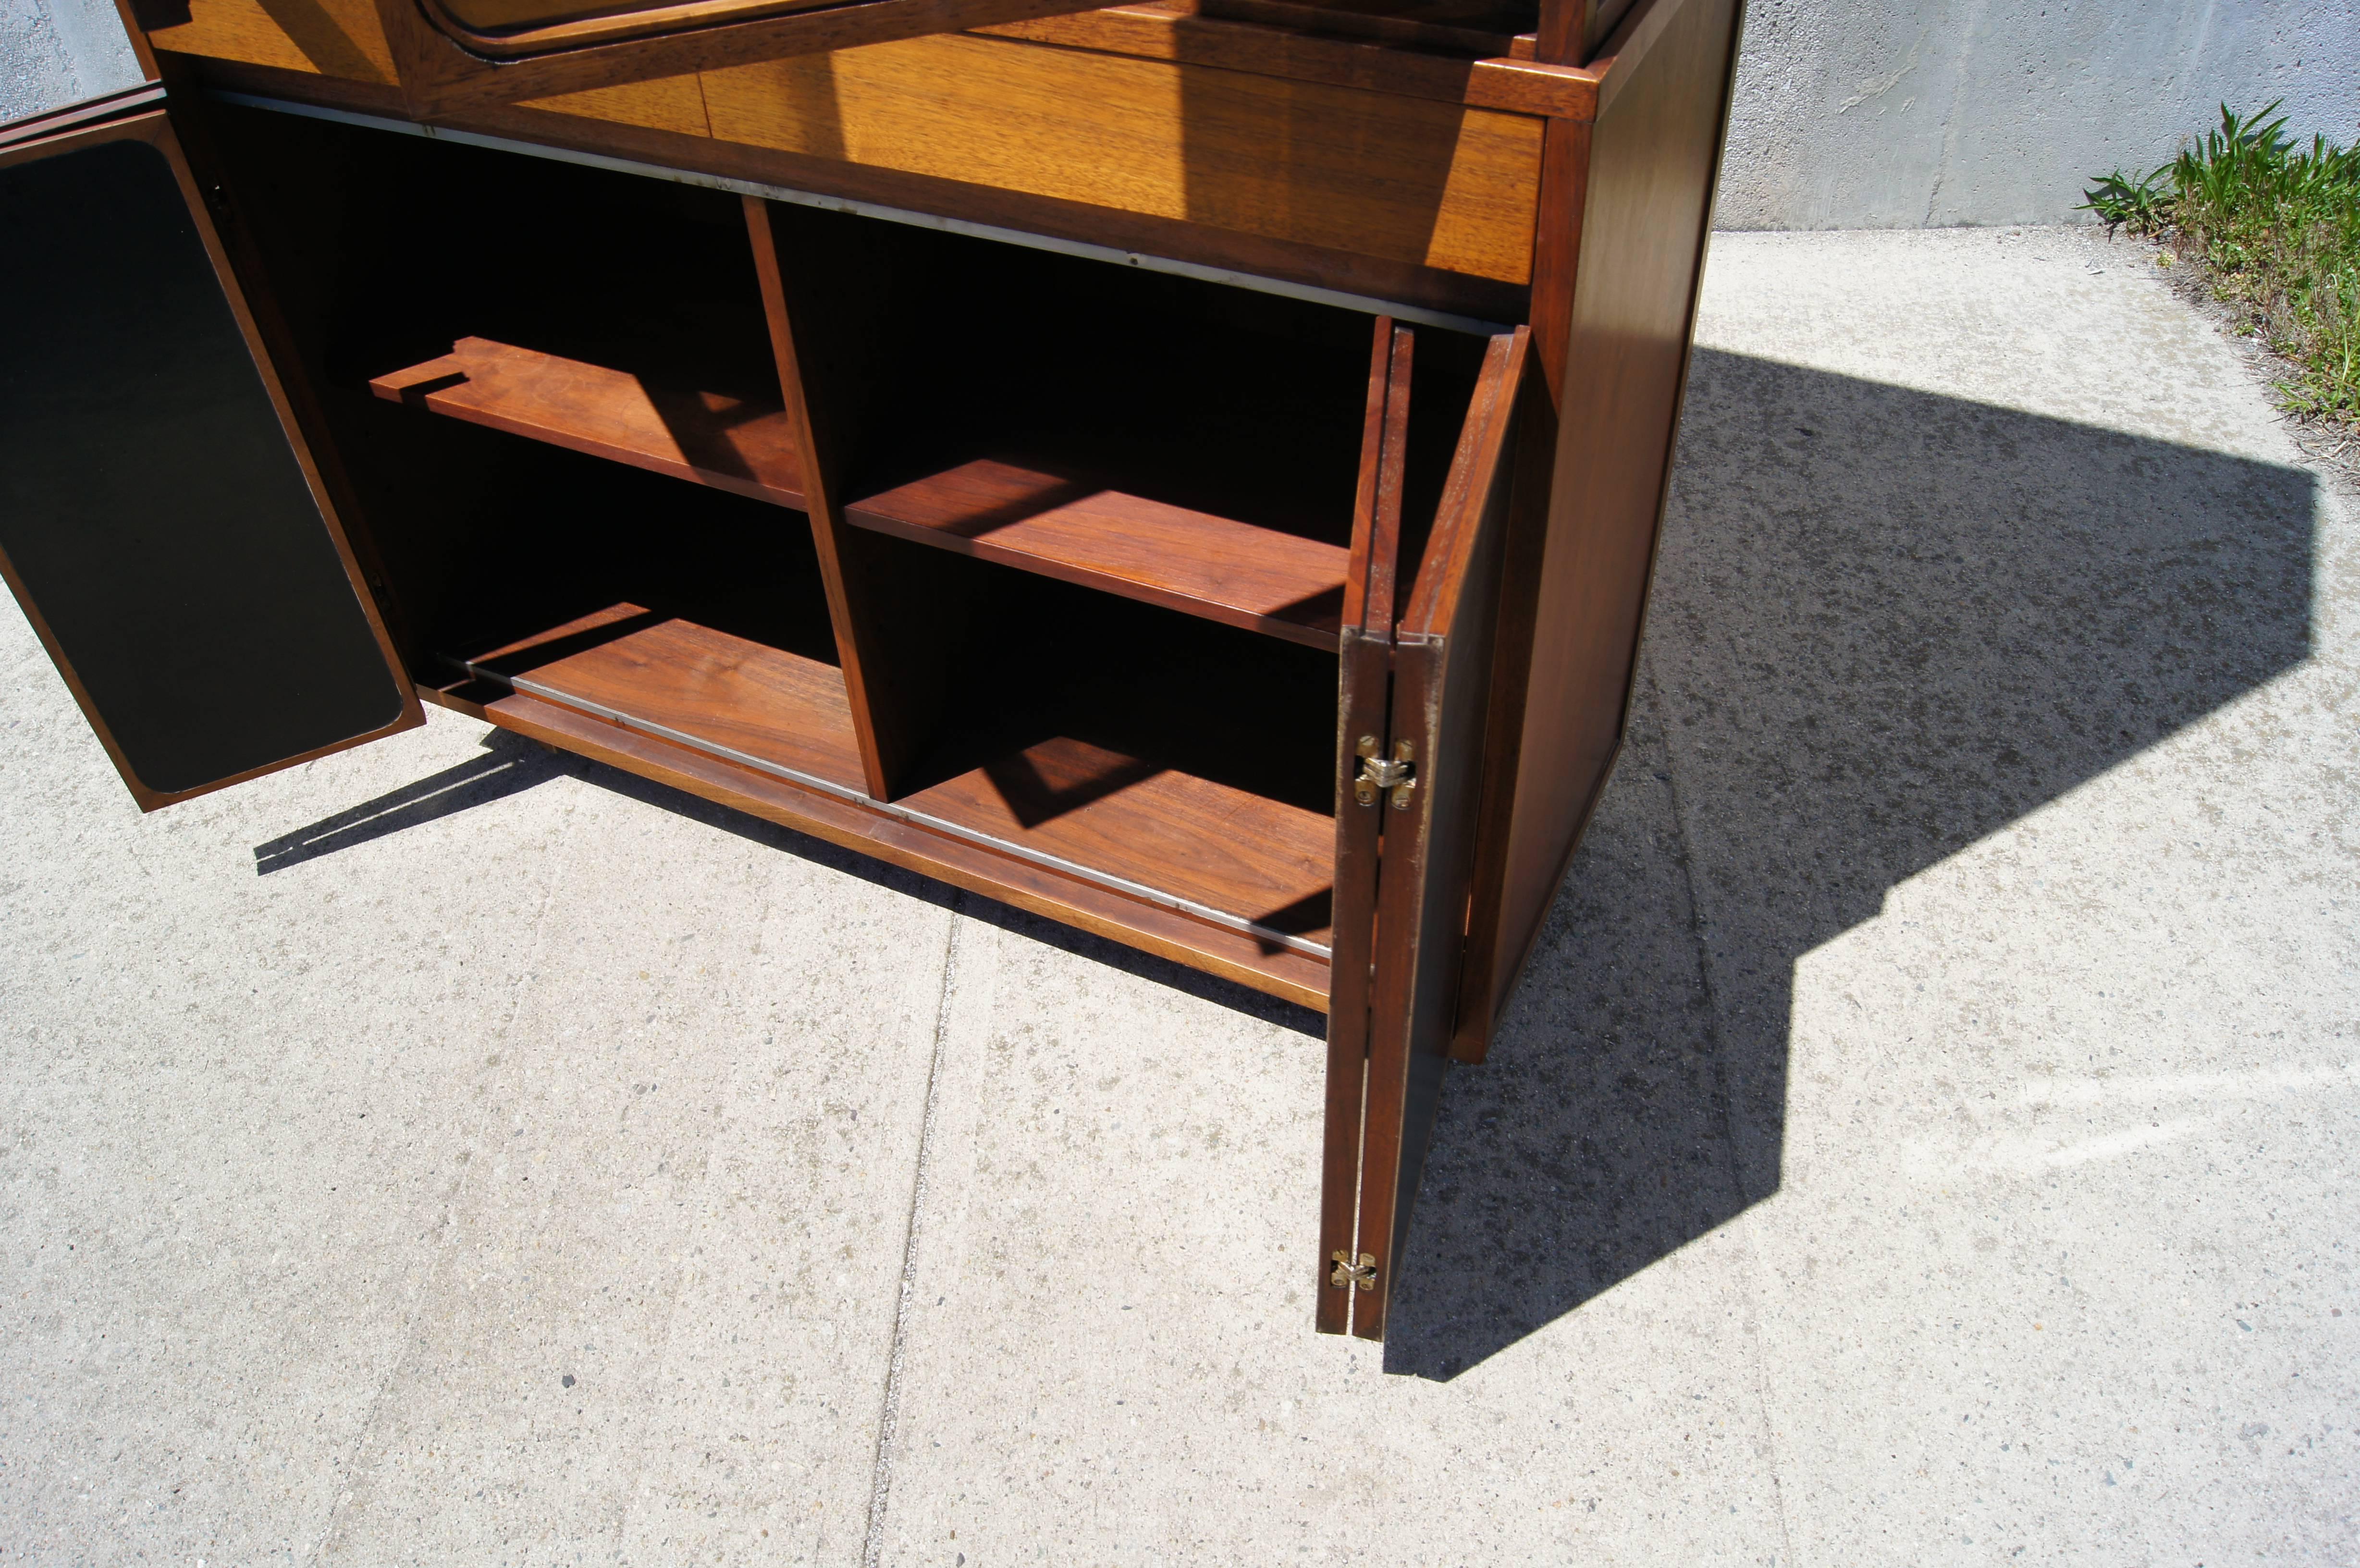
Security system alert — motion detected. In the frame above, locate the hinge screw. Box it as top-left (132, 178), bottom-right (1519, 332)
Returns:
top-left (1390, 740), bottom-right (1417, 810)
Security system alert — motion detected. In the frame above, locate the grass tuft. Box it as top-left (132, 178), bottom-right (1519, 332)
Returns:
top-left (2085, 102), bottom-right (2360, 432)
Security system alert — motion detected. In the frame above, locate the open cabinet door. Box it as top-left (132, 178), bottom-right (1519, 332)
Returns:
top-left (0, 98), bottom-right (419, 811)
top-left (371, 0), bottom-right (1115, 116)
top-left (1330, 325), bottom-right (1529, 1341)
top-left (1318, 316), bottom-right (1414, 1335)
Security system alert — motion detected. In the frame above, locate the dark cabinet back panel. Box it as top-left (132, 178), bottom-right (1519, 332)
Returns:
top-left (0, 136), bottom-right (404, 797)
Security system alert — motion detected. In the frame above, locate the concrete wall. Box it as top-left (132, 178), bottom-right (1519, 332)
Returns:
top-left (1, 0), bottom-right (2356, 223)
top-left (1719, 1), bottom-right (2360, 229)
top-left (1, 0), bottom-right (140, 123)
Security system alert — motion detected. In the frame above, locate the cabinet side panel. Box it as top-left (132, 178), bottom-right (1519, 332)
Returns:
top-left (0, 130), bottom-right (411, 802)
top-left (1469, 0), bottom-right (1738, 1042)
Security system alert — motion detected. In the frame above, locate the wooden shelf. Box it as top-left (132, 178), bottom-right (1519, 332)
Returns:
top-left (370, 337), bottom-right (807, 509)
top-left (456, 604), bottom-right (1334, 957)
top-left (845, 459), bottom-right (1350, 649)
top-left (903, 734), bottom-right (1336, 953)
top-left (458, 603), bottom-right (866, 793)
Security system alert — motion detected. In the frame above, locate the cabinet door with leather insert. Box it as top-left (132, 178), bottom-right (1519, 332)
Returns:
top-left (0, 101), bottom-right (419, 811)
top-left (370, 0), bottom-right (1112, 116)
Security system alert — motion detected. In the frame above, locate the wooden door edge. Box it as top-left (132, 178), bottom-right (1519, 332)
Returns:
top-left (1319, 317), bottom-right (1416, 1335)
top-left (1345, 634), bottom-right (1440, 1340)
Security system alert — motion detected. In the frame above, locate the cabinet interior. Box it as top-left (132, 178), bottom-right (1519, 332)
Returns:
top-left (210, 100), bottom-right (1489, 983)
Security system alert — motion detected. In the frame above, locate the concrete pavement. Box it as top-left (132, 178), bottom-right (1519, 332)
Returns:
top-left (3, 225), bottom-right (2354, 1564)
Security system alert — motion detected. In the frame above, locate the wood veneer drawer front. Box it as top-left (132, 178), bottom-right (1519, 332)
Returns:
top-left (700, 34), bottom-right (1544, 284)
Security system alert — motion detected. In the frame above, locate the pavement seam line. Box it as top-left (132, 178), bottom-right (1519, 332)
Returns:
top-left (1640, 654), bottom-right (1741, 1194)
top-left (1743, 1220), bottom-right (1800, 1568)
top-left (302, 738), bottom-right (584, 1566)
top-left (860, 893), bottom-right (963, 1568)
top-left (614, 854), bottom-right (782, 1556)
top-left (1642, 653), bottom-right (1797, 1562)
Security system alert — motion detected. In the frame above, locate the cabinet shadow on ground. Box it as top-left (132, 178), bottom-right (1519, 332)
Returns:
top-left (1382, 347), bottom-right (2318, 1378)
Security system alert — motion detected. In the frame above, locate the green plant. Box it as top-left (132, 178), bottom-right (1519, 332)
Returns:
top-left (2086, 102), bottom-right (2360, 431)
top-left (2080, 165), bottom-right (2173, 232)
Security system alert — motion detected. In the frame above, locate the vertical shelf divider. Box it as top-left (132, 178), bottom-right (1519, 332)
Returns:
top-left (743, 192), bottom-right (962, 800)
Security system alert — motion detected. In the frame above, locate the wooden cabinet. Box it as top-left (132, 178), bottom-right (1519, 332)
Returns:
top-left (2, 0), bottom-right (1742, 1339)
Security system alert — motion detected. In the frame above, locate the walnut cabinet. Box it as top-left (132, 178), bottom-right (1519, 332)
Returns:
top-left (0, 0), bottom-right (1742, 1339)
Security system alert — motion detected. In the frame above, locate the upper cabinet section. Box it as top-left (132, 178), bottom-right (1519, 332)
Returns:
top-left (135, 0), bottom-right (1686, 315)
top-left (133, 0), bottom-right (1647, 119)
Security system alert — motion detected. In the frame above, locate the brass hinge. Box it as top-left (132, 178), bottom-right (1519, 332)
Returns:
top-left (1352, 736), bottom-right (1418, 810)
top-left (1329, 1250), bottom-right (1377, 1291)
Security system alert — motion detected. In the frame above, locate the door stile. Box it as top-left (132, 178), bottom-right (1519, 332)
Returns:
top-left (0, 81), bottom-right (162, 149)
top-left (1317, 317), bottom-right (1413, 1335)
top-left (1349, 326), bottom-right (1528, 1341)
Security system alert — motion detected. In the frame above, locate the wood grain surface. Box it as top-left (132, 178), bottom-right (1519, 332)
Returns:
top-left (147, 0), bottom-right (397, 80)
top-left (845, 458), bottom-right (1350, 649)
top-left (975, 6), bottom-right (1599, 119)
top-left (518, 72), bottom-right (715, 135)
top-left (701, 32), bottom-right (1544, 282)
top-left (368, 337), bottom-right (809, 509)
top-left (903, 734), bottom-right (1336, 949)
top-left (461, 605), bottom-right (869, 790)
